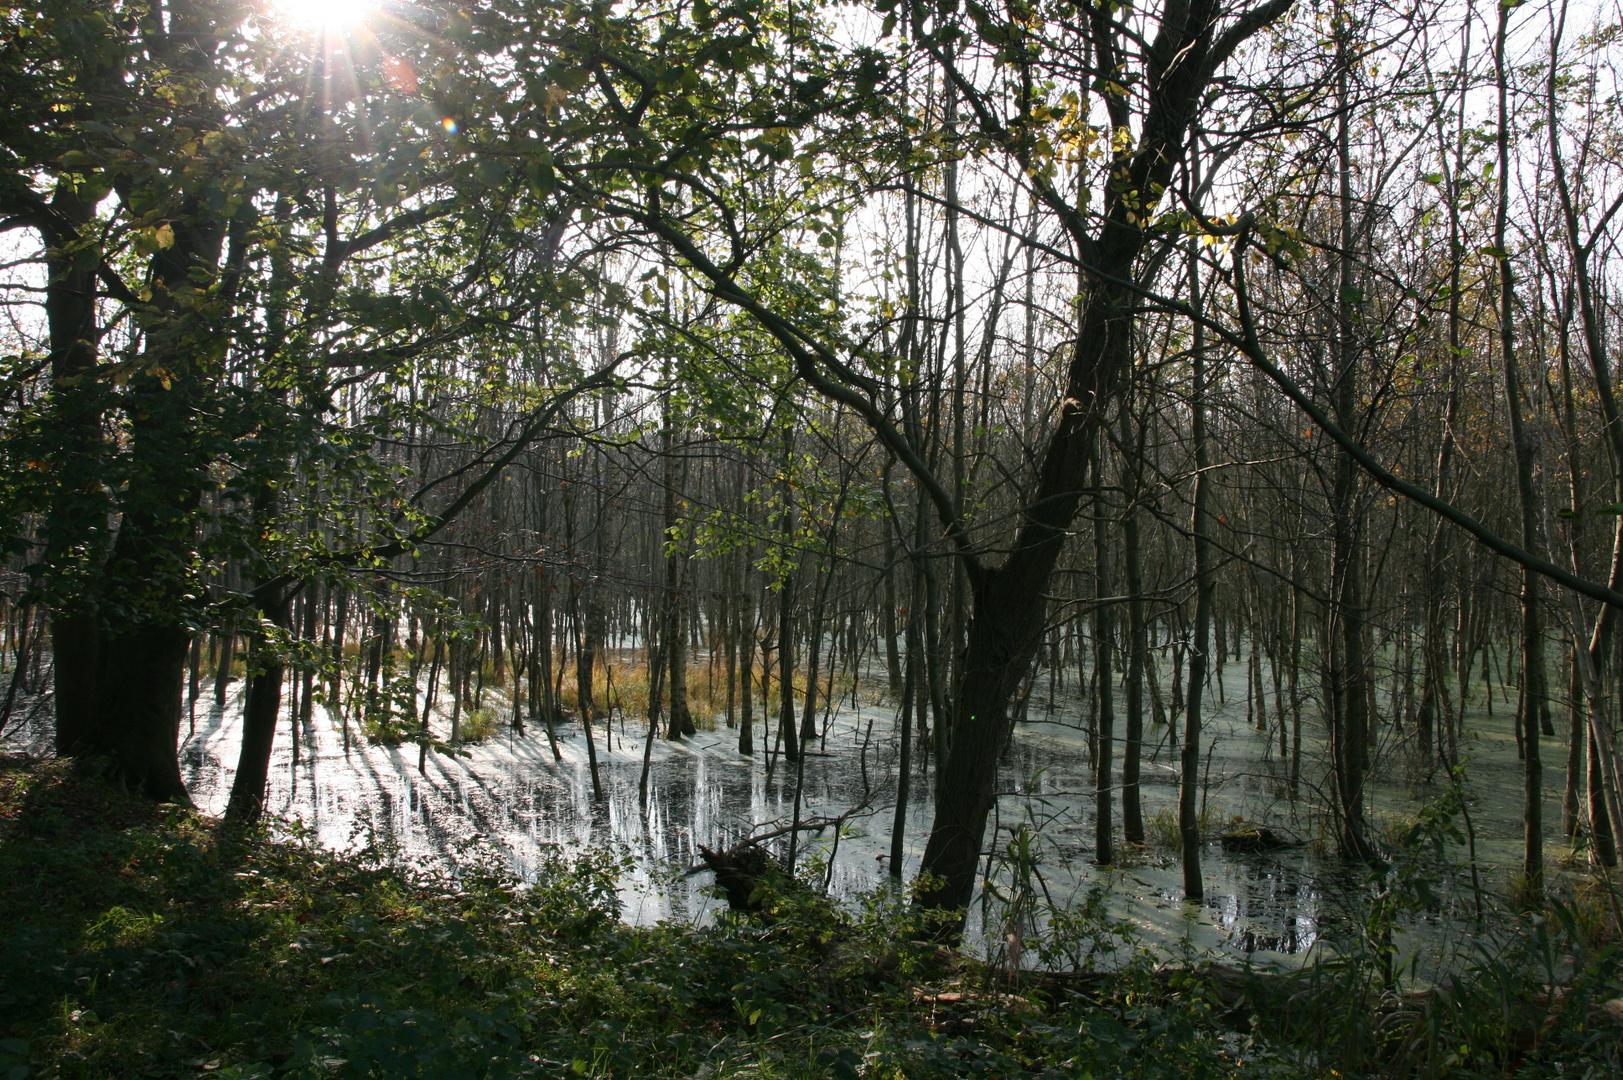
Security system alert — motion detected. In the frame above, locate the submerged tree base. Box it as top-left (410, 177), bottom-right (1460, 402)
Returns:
top-left (1, 754), bottom-right (1619, 1079)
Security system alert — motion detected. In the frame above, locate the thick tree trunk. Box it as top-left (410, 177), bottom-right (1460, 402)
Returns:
top-left (55, 615), bottom-right (192, 803)
top-left (724, 592), bottom-right (737, 729)
top-left (102, 624), bottom-right (192, 801)
top-left (43, 180), bottom-right (113, 764)
top-left (54, 359), bottom-right (205, 802)
top-left (52, 614), bottom-right (103, 763)
top-left (1547, 4), bottom-right (1623, 870)
top-left (1328, 507), bottom-right (1372, 859)
top-left (914, 274), bottom-right (1134, 917)
top-left (664, 434), bottom-right (695, 738)
top-left (665, 583), bottom-right (692, 738)
top-left (1566, 652), bottom-right (1583, 840)
top-left (298, 585), bottom-right (317, 731)
top-left (1590, 728), bottom-right (1617, 865)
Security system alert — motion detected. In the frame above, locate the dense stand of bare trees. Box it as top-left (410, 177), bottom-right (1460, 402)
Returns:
top-left (8, 0), bottom-right (1623, 925)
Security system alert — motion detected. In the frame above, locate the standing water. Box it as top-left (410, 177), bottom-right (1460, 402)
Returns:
top-left (5, 644), bottom-right (1558, 975)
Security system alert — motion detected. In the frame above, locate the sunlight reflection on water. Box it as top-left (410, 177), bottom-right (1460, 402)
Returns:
top-left (5, 647), bottom-right (1519, 975)
top-left (161, 675), bottom-right (1355, 966)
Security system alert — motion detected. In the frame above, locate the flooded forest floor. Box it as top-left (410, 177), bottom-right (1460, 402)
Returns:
top-left (2, 638), bottom-right (1614, 980)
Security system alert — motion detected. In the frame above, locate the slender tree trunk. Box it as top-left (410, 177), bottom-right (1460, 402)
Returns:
top-left (1093, 433), bottom-right (1115, 866)
top-left (576, 586), bottom-right (604, 801)
top-left (724, 591), bottom-right (738, 729)
top-left (664, 413), bottom-right (694, 738)
top-left (1328, 38), bottom-right (1372, 860)
top-left (1120, 400), bottom-right (1147, 845)
top-left (802, 541), bottom-right (837, 749)
top-left (890, 606), bottom-right (919, 881)
top-left (1182, 244), bottom-right (1211, 904)
top-left (776, 433), bottom-right (799, 765)
top-left (214, 626), bottom-right (236, 711)
top-left (882, 538), bottom-right (905, 698)
top-left (227, 584), bottom-right (294, 823)
top-left (1496, 0), bottom-right (1544, 895)
top-left (738, 573), bottom-right (756, 756)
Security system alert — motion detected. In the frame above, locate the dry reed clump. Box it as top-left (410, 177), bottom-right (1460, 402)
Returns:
top-left (1143, 807), bottom-right (1221, 852)
top-left (1372, 811), bottom-right (1426, 855)
top-left (1563, 869), bottom-right (1623, 947)
top-left (295, 642), bottom-right (872, 739)
top-left (458, 706), bottom-right (499, 744)
top-left (547, 653), bottom-right (796, 730)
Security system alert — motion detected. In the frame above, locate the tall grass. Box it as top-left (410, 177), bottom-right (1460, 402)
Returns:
top-left (549, 650), bottom-right (814, 732)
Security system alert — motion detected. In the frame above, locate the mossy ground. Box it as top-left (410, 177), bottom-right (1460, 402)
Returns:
top-left (1, 754), bottom-right (1618, 1079)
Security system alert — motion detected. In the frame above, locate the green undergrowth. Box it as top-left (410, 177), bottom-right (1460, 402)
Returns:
top-left (1, 756), bottom-right (1620, 1079)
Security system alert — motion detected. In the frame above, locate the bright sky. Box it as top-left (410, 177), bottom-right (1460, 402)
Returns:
top-left (271, 0), bottom-right (377, 34)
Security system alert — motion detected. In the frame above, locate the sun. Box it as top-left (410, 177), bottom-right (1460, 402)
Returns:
top-left (273, 0), bottom-right (376, 32)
